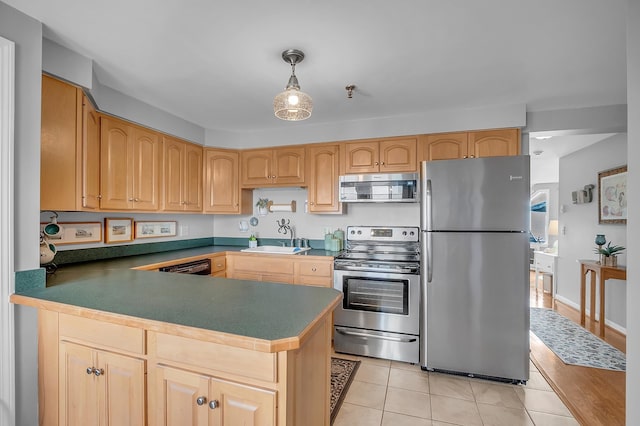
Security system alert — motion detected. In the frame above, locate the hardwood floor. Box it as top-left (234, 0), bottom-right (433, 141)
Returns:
top-left (529, 272), bottom-right (626, 426)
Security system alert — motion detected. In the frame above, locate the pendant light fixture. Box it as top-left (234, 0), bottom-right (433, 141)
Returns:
top-left (273, 49), bottom-right (313, 121)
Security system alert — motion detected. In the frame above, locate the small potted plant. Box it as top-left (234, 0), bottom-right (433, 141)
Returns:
top-left (594, 241), bottom-right (625, 266)
top-left (248, 233), bottom-right (258, 248)
top-left (256, 198), bottom-right (269, 216)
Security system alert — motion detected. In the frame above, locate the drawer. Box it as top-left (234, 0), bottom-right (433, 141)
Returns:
top-left (211, 256), bottom-right (226, 273)
top-left (297, 260), bottom-right (332, 277)
top-left (152, 332), bottom-right (277, 382)
top-left (59, 313), bottom-right (145, 354)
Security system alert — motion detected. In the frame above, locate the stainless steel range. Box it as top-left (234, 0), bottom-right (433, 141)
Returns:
top-left (333, 226), bottom-right (420, 363)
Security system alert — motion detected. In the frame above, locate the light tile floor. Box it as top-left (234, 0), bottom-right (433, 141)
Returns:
top-left (333, 352), bottom-right (578, 426)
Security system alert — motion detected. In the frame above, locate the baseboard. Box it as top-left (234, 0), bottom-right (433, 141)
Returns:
top-left (553, 294), bottom-right (627, 336)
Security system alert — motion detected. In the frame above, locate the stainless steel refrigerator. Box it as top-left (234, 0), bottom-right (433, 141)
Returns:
top-left (420, 156), bottom-right (530, 383)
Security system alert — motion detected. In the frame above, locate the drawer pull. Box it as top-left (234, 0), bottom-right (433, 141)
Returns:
top-left (209, 400), bottom-right (219, 409)
top-left (196, 396), bottom-right (207, 406)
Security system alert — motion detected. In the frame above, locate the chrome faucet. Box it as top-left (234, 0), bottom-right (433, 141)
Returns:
top-left (276, 218), bottom-right (294, 247)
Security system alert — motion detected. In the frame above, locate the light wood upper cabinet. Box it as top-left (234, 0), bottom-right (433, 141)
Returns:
top-left (59, 341), bottom-right (145, 426)
top-left (469, 128), bottom-right (520, 158)
top-left (163, 137), bottom-right (203, 212)
top-left (419, 129), bottom-right (520, 162)
top-left (41, 75), bottom-right (101, 211)
top-left (419, 132), bottom-right (469, 161)
top-left (204, 148), bottom-right (252, 214)
top-left (307, 144), bottom-right (342, 213)
top-left (100, 116), bottom-right (161, 210)
top-left (343, 137), bottom-right (417, 174)
top-left (241, 146), bottom-right (305, 187)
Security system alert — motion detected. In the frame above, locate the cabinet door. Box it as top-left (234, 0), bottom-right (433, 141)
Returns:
top-left (241, 149), bottom-right (273, 187)
top-left (101, 117), bottom-right (133, 210)
top-left (379, 137), bottom-right (417, 172)
top-left (273, 147), bottom-right (305, 185)
top-left (155, 365), bottom-right (209, 426)
top-left (204, 149), bottom-right (239, 213)
top-left (184, 143), bottom-right (203, 211)
top-left (210, 379), bottom-right (275, 426)
top-left (344, 141), bottom-right (379, 174)
top-left (98, 350), bottom-right (145, 426)
top-left (132, 127), bottom-right (161, 211)
top-left (420, 132), bottom-right (468, 161)
top-left (163, 138), bottom-right (186, 211)
top-left (59, 342), bottom-right (99, 426)
top-left (468, 129), bottom-right (520, 158)
top-left (41, 75), bottom-right (82, 211)
top-left (307, 144), bottom-right (342, 213)
top-left (81, 96), bottom-right (101, 210)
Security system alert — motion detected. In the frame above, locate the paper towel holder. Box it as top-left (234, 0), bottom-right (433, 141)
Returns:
top-left (267, 200), bottom-right (296, 213)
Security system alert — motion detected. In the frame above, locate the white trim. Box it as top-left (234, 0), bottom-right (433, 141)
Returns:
top-left (554, 294), bottom-right (627, 335)
top-left (0, 36), bottom-right (16, 426)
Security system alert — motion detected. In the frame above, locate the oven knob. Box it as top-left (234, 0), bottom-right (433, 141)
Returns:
top-left (410, 231), bottom-right (415, 236)
top-left (350, 230), bottom-right (355, 235)
top-left (402, 231), bottom-right (407, 236)
top-left (357, 230), bottom-right (362, 235)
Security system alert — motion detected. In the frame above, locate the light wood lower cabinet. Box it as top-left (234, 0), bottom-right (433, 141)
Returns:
top-left (154, 365), bottom-right (275, 426)
top-left (226, 253), bottom-right (333, 287)
top-left (211, 253), bottom-right (226, 277)
top-left (59, 341), bottom-right (145, 426)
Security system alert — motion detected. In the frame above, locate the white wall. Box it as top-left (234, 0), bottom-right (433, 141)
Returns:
top-left (0, 2), bottom-right (42, 425)
top-left (530, 157), bottom-right (559, 186)
top-left (41, 212), bottom-right (214, 251)
top-left (557, 134), bottom-right (627, 329)
top-left (626, 0), bottom-right (639, 422)
top-left (43, 38), bottom-right (206, 144)
top-left (213, 187), bottom-right (419, 241)
top-left (206, 103), bottom-right (527, 148)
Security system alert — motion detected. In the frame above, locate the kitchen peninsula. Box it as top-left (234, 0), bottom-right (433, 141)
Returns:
top-left (10, 253), bottom-right (341, 426)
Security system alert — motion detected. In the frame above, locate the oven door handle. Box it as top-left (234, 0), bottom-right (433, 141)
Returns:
top-left (335, 327), bottom-right (417, 343)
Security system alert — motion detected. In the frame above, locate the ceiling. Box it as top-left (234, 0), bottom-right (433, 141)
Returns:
top-left (5, 0), bottom-right (628, 133)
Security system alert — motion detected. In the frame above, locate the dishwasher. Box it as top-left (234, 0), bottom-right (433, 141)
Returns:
top-left (158, 258), bottom-right (211, 275)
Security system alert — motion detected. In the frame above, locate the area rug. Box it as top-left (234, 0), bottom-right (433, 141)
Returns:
top-left (530, 307), bottom-right (626, 371)
top-left (330, 357), bottom-right (360, 423)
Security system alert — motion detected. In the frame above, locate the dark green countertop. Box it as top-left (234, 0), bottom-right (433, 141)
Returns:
top-left (12, 245), bottom-right (342, 351)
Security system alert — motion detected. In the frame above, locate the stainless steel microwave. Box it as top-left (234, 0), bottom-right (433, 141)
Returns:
top-left (338, 173), bottom-right (419, 203)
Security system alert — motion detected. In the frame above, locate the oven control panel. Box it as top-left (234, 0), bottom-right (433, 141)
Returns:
top-left (346, 226), bottom-right (419, 242)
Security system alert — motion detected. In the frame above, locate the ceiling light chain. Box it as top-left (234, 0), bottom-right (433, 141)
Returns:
top-left (273, 49), bottom-right (313, 121)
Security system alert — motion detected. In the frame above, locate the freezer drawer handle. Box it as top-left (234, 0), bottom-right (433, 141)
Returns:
top-left (335, 328), bottom-right (417, 343)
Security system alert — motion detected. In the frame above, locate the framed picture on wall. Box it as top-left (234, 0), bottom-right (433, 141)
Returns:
top-left (598, 165), bottom-right (627, 224)
top-left (134, 221), bottom-right (178, 239)
top-left (104, 218), bottom-right (134, 243)
top-left (39, 222), bottom-right (102, 245)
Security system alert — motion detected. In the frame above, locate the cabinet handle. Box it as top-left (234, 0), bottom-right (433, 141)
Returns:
top-left (93, 368), bottom-right (104, 377)
top-left (216, 264), bottom-right (223, 268)
top-left (469, 155), bottom-right (475, 158)
top-left (375, 162), bottom-right (379, 166)
top-left (196, 396), bottom-right (207, 406)
top-left (96, 195), bottom-right (102, 200)
top-left (128, 198), bottom-right (134, 202)
top-left (310, 202), bottom-right (314, 205)
top-left (311, 267), bottom-right (317, 272)
top-left (134, 198), bottom-right (139, 202)
top-left (463, 155), bottom-right (468, 159)
top-left (381, 161), bottom-right (385, 165)
top-left (86, 367), bottom-right (94, 375)
top-left (209, 400), bottom-right (219, 410)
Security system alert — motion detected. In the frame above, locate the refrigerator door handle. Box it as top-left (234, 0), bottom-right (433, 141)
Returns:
top-left (426, 179), bottom-right (433, 282)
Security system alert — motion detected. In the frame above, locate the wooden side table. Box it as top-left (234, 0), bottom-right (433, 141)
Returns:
top-left (578, 259), bottom-right (627, 337)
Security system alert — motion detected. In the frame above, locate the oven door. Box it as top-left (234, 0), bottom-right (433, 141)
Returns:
top-left (333, 269), bottom-right (419, 335)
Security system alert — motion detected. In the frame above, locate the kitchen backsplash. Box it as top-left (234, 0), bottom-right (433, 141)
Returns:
top-left (41, 188), bottom-right (420, 251)
top-left (213, 187), bottom-right (420, 241)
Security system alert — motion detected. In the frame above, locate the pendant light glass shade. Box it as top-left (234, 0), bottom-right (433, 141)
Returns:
top-left (274, 49), bottom-right (312, 121)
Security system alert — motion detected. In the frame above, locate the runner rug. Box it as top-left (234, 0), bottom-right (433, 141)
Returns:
top-left (330, 357), bottom-right (360, 423)
top-left (530, 307), bottom-right (626, 371)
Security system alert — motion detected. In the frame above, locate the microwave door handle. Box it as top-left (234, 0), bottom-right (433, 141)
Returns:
top-left (426, 179), bottom-right (433, 283)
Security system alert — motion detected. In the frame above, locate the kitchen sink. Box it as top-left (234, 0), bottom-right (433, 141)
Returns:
top-left (240, 246), bottom-right (312, 255)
